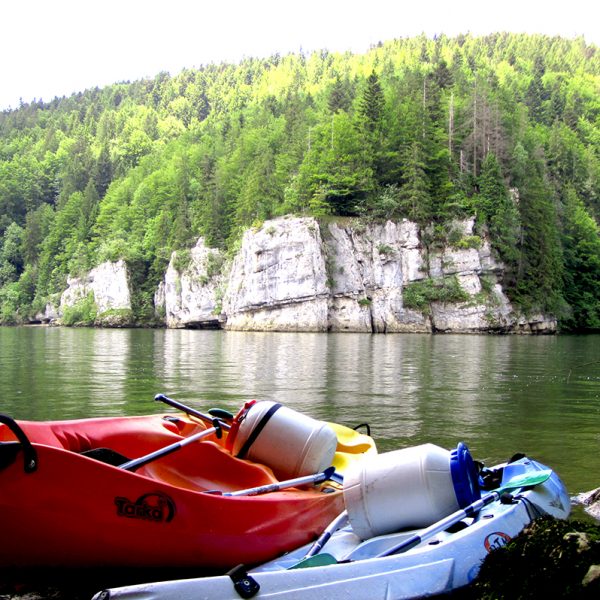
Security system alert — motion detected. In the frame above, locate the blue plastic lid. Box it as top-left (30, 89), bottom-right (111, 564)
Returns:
top-left (450, 442), bottom-right (481, 507)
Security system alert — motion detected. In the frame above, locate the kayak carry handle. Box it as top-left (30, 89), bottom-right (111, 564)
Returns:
top-left (0, 414), bottom-right (38, 473)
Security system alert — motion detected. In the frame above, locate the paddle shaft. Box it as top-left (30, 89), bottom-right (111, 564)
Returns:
top-left (155, 394), bottom-right (231, 431)
top-left (223, 466), bottom-right (336, 497)
top-left (376, 491), bottom-right (500, 557)
top-left (304, 510), bottom-right (349, 558)
top-left (119, 424), bottom-right (221, 472)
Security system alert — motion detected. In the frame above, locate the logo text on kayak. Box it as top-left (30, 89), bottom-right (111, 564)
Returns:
top-left (114, 492), bottom-right (176, 522)
top-left (484, 531), bottom-right (511, 552)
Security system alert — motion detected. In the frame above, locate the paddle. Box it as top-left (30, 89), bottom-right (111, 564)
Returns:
top-left (155, 394), bottom-right (232, 431)
top-left (302, 510), bottom-right (349, 559)
top-left (206, 466), bottom-right (336, 497)
top-left (290, 468), bottom-right (553, 568)
top-left (119, 419), bottom-right (223, 472)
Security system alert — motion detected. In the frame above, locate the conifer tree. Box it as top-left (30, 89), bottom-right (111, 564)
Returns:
top-left (561, 185), bottom-right (600, 330)
top-left (357, 71), bottom-right (385, 135)
top-left (398, 141), bottom-right (431, 223)
top-left (478, 154), bottom-right (520, 274)
top-left (514, 153), bottom-right (564, 313)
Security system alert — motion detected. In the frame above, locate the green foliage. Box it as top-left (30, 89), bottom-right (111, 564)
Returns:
top-left (403, 276), bottom-right (470, 314)
top-left (0, 34), bottom-right (598, 328)
top-left (205, 251), bottom-right (224, 278)
top-left (377, 243), bottom-right (395, 256)
top-left (454, 235), bottom-right (482, 249)
top-left (0, 282), bottom-right (22, 323)
top-left (0, 221), bottom-right (24, 285)
top-left (358, 71), bottom-right (385, 133)
top-left (172, 248), bottom-right (192, 273)
top-left (0, 264), bottom-right (46, 324)
top-left (476, 153), bottom-right (521, 269)
top-left (60, 293), bottom-right (98, 326)
top-left (397, 141), bottom-right (432, 223)
top-left (513, 151), bottom-right (566, 315)
top-left (561, 186), bottom-right (600, 331)
top-left (95, 308), bottom-right (134, 327)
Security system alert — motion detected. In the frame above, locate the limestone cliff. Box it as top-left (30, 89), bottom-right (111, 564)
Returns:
top-left (154, 237), bottom-right (224, 329)
top-left (59, 260), bottom-right (132, 326)
top-left (58, 217), bottom-right (556, 333)
top-left (158, 216), bottom-right (556, 334)
top-left (222, 218), bottom-right (329, 331)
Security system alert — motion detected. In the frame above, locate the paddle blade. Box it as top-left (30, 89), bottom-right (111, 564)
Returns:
top-left (288, 553), bottom-right (338, 569)
top-left (499, 469), bottom-right (552, 493)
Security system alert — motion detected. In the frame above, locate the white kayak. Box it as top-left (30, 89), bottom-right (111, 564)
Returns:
top-left (92, 453), bottom-right (571, 600)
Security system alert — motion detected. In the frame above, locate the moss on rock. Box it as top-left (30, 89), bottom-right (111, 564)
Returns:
top-left (468, 516), bottom-right (600, 599)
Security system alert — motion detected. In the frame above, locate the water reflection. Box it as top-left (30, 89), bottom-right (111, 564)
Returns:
top-left (87, 329), bottom-right (131, 412)
top-left (0, 327), bottom-right (599, 496)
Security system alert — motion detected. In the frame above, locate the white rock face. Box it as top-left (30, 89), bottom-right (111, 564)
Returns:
top-left (222, 217), bottom-right (329, 331)
top-left (159, 238), bottom-right (224, 329)
top-left (214, 216), bottom-right (555, 333)
top-left (34, 302), bottom-right (59, 324)
top-left (324, 220), bottom-right (429, 332)
top-left (60, 260), bottom-right (131, 316)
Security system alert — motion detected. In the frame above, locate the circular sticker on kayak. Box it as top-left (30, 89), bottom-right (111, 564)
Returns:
top-left (484, 531), bottom-right (511, 552)
top-left (114, 492), bottom-right (176, 523)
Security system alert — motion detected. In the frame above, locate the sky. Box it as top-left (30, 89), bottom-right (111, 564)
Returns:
top-left (2, 0), bottom-right (599, 111)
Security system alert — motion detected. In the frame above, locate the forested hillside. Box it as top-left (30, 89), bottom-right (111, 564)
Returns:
top-left (1, 33), bottom-right (599, 329)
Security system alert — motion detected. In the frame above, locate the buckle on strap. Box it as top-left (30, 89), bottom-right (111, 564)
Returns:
top-left (225, 400), bottom-right (257, 452)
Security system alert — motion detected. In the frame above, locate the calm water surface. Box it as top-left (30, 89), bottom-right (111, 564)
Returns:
top-left (1, 327), bottom-right (599, 503)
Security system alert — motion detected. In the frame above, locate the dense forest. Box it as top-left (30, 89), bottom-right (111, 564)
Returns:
top-left (0, 33), bottom-right (599, 330)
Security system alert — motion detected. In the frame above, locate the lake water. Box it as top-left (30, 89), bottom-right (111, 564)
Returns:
top-left (1, 326), bottom-right (599, 505)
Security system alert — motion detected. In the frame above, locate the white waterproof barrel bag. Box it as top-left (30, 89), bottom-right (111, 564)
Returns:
top-left (230, 401), bottom-right (338, 481)
top-left (343, 442), bottom-right (481, 540)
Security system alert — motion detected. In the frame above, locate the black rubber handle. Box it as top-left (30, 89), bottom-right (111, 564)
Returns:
top-left (0, 414), bottom-right (38, 473)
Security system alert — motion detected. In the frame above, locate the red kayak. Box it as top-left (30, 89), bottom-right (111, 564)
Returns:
top-left (0, 399), bottom-right (374, 570)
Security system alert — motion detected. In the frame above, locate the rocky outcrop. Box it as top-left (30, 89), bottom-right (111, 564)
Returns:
top-left (154, 238), bottom-right (224, 329)
top-left (60, 217), bottom-right (557, 333)
top-left (33, 302), bottom-right (59, 324)
top-left (212, 216), bottom-right (555, 333)
top-left (222, 218), bottom-right (329, 331)
top-left (324, 219), bottom-right (429, 332)
top-left (59, 260), bottom-right (132, 326)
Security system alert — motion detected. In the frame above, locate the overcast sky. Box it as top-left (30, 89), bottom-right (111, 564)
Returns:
top-left (2, 0), bottom-right (599, 110)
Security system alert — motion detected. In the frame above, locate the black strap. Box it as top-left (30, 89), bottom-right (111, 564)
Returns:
top-left (236, 403), bottom-right (281, 460)
top-left (227, 564), bottom-right (260, 598)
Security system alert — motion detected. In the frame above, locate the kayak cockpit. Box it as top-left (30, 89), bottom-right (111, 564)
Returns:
top-left (0, 413), bottom-right (280, 493)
